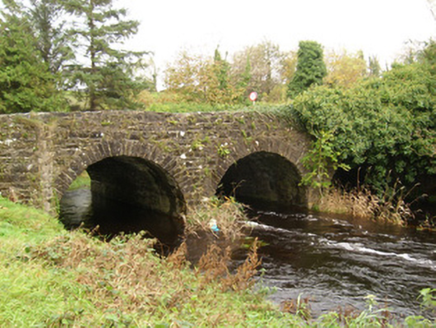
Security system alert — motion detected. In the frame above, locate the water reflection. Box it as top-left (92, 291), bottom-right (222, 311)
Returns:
top-left (59, 189), bottom-right (92, 230)
top-left (59, 188), bottom-right (183, 247)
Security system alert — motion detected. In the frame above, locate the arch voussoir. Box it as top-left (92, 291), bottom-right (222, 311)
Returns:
top-left (54, 140), bottom-right (186, 202)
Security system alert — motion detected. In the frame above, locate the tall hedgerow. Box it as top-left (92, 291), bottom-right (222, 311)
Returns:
top-left (292, 59), bottom-right (436, 193)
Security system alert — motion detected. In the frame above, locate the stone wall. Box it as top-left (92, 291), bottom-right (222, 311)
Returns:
top-left (0, 110), bottom-right (313, 213)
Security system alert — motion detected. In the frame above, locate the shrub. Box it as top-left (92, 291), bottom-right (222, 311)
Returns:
top-left (292, 62), bottom-right (436, 195)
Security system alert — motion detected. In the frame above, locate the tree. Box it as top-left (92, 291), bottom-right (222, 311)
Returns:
top-left (164, 51), bottom-right (210, 102)
top-left (266, 50), bottom-right (297, 103)
top-left (234, 55), bottom-right (252, 103)
top-left (213, 46), bottom-right (230, 91)
top-left (238, 55), bottom-right (252, 89)
top-left (368, 56), bottom-right (381, 77)
top-left (164, 50), bottom-right (243, 104)
top-left (292, 60), bottom-right (436, 192)
top-left (324, 49), bottom-right (367, 88)
top-left (62, 0), bottom-right (148, 110)
top-left (0, 4), bottom-right (65, 113)
top-left (398, 40), bottom-right (427, 64)
top-left (280, 50), bottom-right (298, 85)
top-left (287, 41), bottom-right (327, 98)
top-left (232, 41), bottom-right (285, 100)
top-left (27, 0), bottom-right (74, 75)
top-left (419, 39), bottom-right (436, 71)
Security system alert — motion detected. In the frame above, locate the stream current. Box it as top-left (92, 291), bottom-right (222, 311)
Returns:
top-left (239, 209), bottom-right (436, 318)
top-left (60, 189), bottom-right (436, 319)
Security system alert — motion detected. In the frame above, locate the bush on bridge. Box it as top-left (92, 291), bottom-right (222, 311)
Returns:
top-left (292, 59), bottom-right (436, 194)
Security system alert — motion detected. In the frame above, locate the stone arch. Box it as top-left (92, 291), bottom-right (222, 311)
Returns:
top-left (55, 139), bottom-right (186, 203)
top-left (56, 139), bottom-right (187, 246)
top-left (213, 137), bottom-right (309, 210)
top-left (86, 156), bottom-right (186, 217)
top-left (210, 136), bottom-right (308, 189)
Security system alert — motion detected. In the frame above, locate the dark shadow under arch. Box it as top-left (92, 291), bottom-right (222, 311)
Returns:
top-left (216, 151), bottom-right (307, 211)
top-left (87, 156), bottom-right (186, 216)
top-left (60, 155), bottom-right (186, 247)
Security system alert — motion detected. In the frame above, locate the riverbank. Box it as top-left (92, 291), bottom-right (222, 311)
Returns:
top-left (0, 196), bottom-right (434, 326)
top-left (314, 185), bottom-right (433, 228)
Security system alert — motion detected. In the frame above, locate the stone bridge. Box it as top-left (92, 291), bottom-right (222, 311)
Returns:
top-left (0, 110), bottom-right (315, 243)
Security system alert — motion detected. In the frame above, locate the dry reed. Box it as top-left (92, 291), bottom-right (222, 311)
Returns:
top-left (185, 197), bottom-right (248, 241)
top-left (31, 227), bottom-right (262, 325)
top-left (318, 185), bottom-right (414, 225)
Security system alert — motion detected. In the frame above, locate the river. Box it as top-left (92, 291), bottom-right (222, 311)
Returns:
top-left (59, 189), bottom-right (436, 319)
top-left (235, 209), bottom-right (436, 318)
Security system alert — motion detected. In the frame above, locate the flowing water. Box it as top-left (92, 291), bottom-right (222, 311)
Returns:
top-left (60, 189), bottom-right (436, 319)
top-left (238, 209), bottom-right (436, 318)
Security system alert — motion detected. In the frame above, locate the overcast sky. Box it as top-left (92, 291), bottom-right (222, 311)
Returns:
top-left (119, 0), bottom-right (436, 82)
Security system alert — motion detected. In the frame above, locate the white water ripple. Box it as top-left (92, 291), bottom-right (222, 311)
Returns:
top-left (330, 241), bottom-right (436, 271)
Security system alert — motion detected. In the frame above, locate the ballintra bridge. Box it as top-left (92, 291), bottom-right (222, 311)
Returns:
top-left (0, 110), bottom-right (316, 243)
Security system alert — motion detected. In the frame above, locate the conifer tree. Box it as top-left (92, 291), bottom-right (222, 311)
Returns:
top-left (0, 6), bottom-right (65, 113)
top-left (62, 0), bottom-right (147, 110)
top-left (236, 56), bottom-right (252, 103)
top-left (287, 41), bottom-right (327, 98)
top-left (28, 0), bottom-right (74, 75)
top-left (368, 56), bottom-right (381, 77)
top-left (213, 47), bottom-right (230, 90)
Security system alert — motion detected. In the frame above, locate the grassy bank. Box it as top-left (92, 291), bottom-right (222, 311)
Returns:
top-left (0, 197), bottom-right (435, 327)
top-left (0, 197), bottom-right (301, 327)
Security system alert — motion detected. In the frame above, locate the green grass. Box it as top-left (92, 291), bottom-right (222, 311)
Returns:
top-left (141, 98), bottom-right (291, 114)
top-left (0, 197), bottom-right (434, 327)
top-left (145, 101), bottom-right (247, 113)
top-left (68, 171), bottom-right (91, 191)
top-left (0, 197), bottom-right (64, 245)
